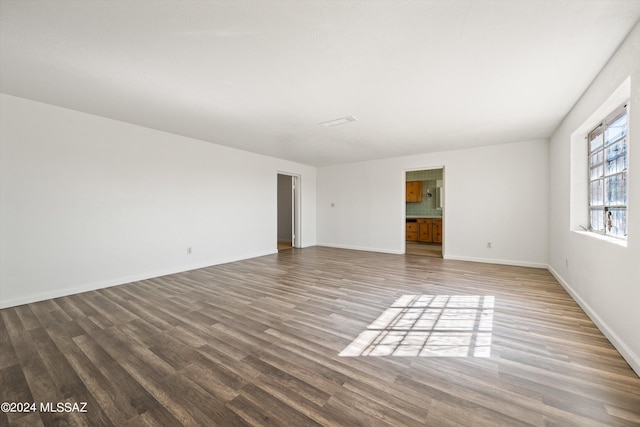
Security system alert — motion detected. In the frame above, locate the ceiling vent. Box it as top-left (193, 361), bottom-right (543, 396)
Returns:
top-left (319, 116), bottom-right (358, 127)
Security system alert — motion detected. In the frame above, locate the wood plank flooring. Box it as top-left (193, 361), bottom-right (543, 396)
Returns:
top-left (405, 242), bottom-right (442, 258)
top-left (1, 246), bottom-right (639, 426)
top-left (277, 241), bottom-right (293, 251)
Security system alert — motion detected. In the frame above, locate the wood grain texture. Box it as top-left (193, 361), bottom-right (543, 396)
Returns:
top-left (1, 246), bottom-right (639, 426)
top-left (405, 242), bottom-right (442, 258)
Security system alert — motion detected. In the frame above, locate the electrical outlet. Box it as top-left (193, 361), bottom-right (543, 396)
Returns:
top-left (486, 242), bottom-right (492, 249)
top-left (187, 247), bottom-right (192, 255)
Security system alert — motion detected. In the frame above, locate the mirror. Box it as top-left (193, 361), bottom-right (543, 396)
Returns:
top-left (436, 180), bottom-right (443, 209)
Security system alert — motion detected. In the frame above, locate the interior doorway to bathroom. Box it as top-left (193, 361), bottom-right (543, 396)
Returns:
top-left (405, 168), bottom-right (444, 257)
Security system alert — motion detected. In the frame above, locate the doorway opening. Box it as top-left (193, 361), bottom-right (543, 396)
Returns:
top-left (277, 173), bottom-right (301, 250)
top-left (405, 168), bottom-right (444, 257)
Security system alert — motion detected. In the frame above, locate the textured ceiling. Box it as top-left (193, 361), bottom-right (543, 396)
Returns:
top-left (1, 1), bottom-right (639, 166)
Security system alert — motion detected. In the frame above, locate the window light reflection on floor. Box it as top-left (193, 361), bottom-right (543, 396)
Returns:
top-left (339, 295), bottom-right (494, 357)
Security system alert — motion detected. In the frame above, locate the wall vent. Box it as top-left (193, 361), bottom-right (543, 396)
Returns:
top-left (319, 116), bottom-right (358, 127)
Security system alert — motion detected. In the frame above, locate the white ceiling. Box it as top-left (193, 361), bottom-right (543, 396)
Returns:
top-left (1, 1), bottom-right (639, 166)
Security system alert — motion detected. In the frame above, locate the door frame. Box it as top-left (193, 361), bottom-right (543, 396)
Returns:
top-left (277, 171), bottom-right (302, 248)
top-left (404, 166), bottom-right (445, 256)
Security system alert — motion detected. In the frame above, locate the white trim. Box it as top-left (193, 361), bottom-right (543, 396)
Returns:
top-left (0, 250), bottom-right (276, 309)
top-left (547, 265), bottom-right (640, 376)
top-left (570, 229), bottom-right (628, 247)
top-left (444, 254), bottom-right (547, 269)
top-left (403, 165), bottom-right (447, 259)
top-left (277, 171), bottom-right (303, 248)
top-left (317, 243), bottom-right (403, 255)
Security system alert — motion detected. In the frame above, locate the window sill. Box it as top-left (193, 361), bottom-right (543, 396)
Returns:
top-left (571, 229), bottom-right (628, 247)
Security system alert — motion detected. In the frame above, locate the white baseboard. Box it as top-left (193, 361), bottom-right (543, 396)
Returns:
top-left (548, 265), bottom-right (640, 377)
top-left (0, 250), bottom-right (276, 309)
top-left (316, 243), bottom-right (404, 255)
top-left (444, 254), bottom-right (548, 269)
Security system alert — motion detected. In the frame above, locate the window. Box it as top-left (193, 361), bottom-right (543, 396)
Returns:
top-left (588, 103), bottom-right (628, 238)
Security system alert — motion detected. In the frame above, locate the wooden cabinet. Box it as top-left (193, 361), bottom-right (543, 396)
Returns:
top-left (406, 221), bottom-right (418, 241)
top-left (407, 218), bottom-right (443, 243)
top-left (418, 218), bottom-right (432, 242)
top-left (406, 221), bottom-right (418, 242)
top-left (432, 218), bottom-right (442, 243)
top-left (417, 218), bottom-right (432, 242)
top-left (406, 181), bottom-right (423, 203)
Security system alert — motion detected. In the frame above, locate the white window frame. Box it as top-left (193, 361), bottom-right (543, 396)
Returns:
top-left (587, 103), bottom-right (628, 239)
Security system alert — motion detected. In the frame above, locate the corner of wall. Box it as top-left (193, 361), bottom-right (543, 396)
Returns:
top-left (547, 265), bottom-right (640, 376)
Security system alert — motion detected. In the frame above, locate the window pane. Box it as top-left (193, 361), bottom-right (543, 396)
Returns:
top-left (605, 111), bottom-right (627, 145)
top-left (587, 104), bottom-right (628, 239)
top-left (590, 209), bottom-right (604, 231)
top-left (589, 151), bottom-right (603, 179)
top-left (589, 179), bottom-right (603, 206)
top-left (589, 127), bottom-right (603, 153)
top-left (605, 138), bottom-right (627, 175)
top-left (606, 208), bottom-right (627, 237)
top-left (605, 172), bottom-right (627, 206)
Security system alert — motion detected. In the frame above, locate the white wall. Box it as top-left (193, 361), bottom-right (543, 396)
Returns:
top-left (548, 22), bottom-right (640, 374)
top-left (317, 139), bottom-right (549, 268)
top-left (0, 94), bottom-right (316, 308)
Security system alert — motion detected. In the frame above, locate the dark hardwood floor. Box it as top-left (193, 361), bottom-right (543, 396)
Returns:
top-left (1, 247), bottom-right (639, 426)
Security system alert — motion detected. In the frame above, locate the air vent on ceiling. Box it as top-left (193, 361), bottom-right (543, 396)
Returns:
top-left (319, 116), bottom-right (358, 127)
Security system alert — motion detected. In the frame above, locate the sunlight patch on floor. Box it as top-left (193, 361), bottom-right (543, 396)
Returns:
top-left (339, 295), bottom-right (494, 357)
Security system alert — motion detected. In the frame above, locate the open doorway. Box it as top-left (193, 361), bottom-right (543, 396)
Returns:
top-left (277, 173), bottom-right (301, 250)
top-left (405, 168), bottom-right (444, 257)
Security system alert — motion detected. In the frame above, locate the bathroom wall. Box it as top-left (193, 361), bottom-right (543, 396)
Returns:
top-left (406, 169), bottom-right (443, 217)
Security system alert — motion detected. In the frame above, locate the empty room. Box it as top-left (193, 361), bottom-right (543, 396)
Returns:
top-left (1, 1), bottom-right (640, 426)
